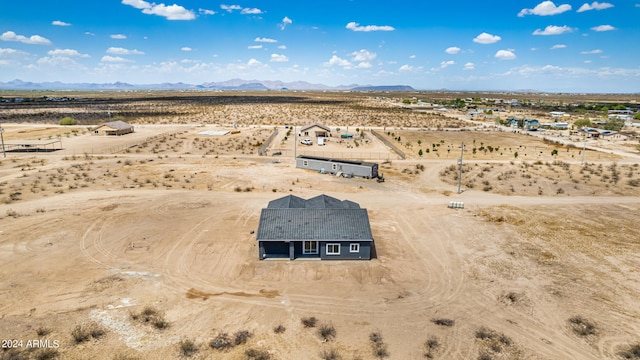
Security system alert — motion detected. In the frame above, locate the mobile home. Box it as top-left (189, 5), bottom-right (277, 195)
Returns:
top-left (296, 155), bottom-right (378, 179)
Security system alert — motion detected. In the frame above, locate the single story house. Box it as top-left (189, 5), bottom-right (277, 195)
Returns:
top-left (92, 121), bottom-right (134, 136)
top-left (256, 194), bottom-right (373, 260)
top-left (299, 123), bottom-right (331, 138)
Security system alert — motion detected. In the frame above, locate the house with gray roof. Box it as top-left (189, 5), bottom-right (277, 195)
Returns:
top-left (256, 194), bottom-right (373, 260)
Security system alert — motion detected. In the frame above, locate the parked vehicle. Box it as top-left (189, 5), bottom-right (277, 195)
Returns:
top-left (300, 139), bottom-right (313, 145)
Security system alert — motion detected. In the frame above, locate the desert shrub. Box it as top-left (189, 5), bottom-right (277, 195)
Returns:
top-left (210, 332), bottom-right (232, 350)
top-left (36, 327), bottom-right (51, 336)
top-left (301, 316), bottom-right (317, 328)
top-left (234, 330), bottom-right (253, 345)
top-left (273, 324), bottom-right (286, 334)
top-left (71, 325), bottom-right (90, 344)
top-left (370, 331), bottom-right (389, 358)
top-left (245, 348), bottom-right (271, 360)
top-left (568, 316), bottom-right (597, 336)
top-left (431, 318), bottom-right (455, 327)
top-left (424, 336), bottom-right (440, 358)
top-left (320, 348), bottom-right (342, 360)
top-left (318, 323), bottom-right (336, 341)
top-left (131, 306), bottom-right (169, 330)
top-left (90, 326), bottom-right (106, 339)
top-left (34, 349), bottom-right (59, 360)
top-left (619, 343), bottom-right (640, 359)
top-left (478, 353), bottom-right (493, 360)
top-left (1, 349), bottom-right (27, 360)
top-left (178, 339), bottom-right (198, 357)
top-left (59, 117), bottom-right (77, 126)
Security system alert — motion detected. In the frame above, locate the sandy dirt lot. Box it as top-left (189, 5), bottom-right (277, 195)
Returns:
top-left (1, 94), bottom-right (640, 360)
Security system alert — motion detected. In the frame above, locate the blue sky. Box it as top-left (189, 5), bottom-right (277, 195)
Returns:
top-left (0, 0), bottom-right (638, 92)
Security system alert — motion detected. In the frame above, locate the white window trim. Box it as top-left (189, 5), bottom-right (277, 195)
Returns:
top-left (332, 163), bottom-right (338, 171)
top-left (350, 243), bottom-right (360, 253)
top-left (326, 243), bottom-right (340, 255)
top-left (303, 241), bottom-right (318, 255)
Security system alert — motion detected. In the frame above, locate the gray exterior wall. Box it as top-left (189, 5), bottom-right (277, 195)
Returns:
top-left (259, 240), bottom-right (371, 260)
top-left (296, 156), bottom-right (378, 178)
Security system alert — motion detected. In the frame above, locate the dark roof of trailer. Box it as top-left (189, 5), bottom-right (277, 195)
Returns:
top-left (256, 208), bottom-right (373, 241)
top-left (296, 155), bottom-right (377, 167)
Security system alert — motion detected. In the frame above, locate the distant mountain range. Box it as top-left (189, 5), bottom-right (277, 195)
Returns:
top-left (0, 79), bottom-right (416, 92)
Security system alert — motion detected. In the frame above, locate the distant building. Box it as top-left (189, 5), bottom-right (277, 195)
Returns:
top-left (299, 123), bottom-right (331, 138)
top-left (256, 194), bottom-right (373, 260)
top-left (92, 121), bottom-right (134, 136)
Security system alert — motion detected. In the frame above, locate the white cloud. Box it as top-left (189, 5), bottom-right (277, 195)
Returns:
top-left (248, 45), bottom-right (263, 49)
top-left (518, 1), bottom-right (571, 16)
top-left (48, 49), bottom-right (89, 57)
top-left (581, 49), bottom-right (602, 54)
top-left (85, 32), bottom-right (95, 36)
top-left (409, 54), bottom-right (416, 59)
top-left (111, 34), bottom-right (127, 39)
top-left (533, 25), bottom-right (575, 35)
top-left (255, 37), bottom-right (277, 43)
top-left (551, 44), bottom-right (567, 49)
top-left (345, 22), bottom-right (395, 32)
top-left (181, 47), bottom-right (192, 52)
top-left (0, 48), bottom-right (28, 57)
top-left (247, 58), bottom-right (262, 66)
top-left (399, 64), bottom-right (414, 71)
top-left (52, 20), bottom-right (71, 26)
top-left (241, 8), bottom-right (263, 14)
top-left (100, 55), bottom-right (134, 63)
top-left (577, 1), bottom-right (614, 12)
top-left (356, 62), bottom-right (372, 69)
top-left (122, 0), bottom-right (195, 20)
top-left (351, 49), bottom-right (377, 62)
top-left (495, 50), bottom-right (516, 60)
top-left (279, 16), bottom-right (292, 30)
top-left (220, 4), bottom-right (241, 12)
top-left (445, 47), bottom-right (461, 54)
top-left (277, 45), bottom-right (287, 50)
top-left (464, 62), bottom-right (475, 70)
top-left (199, 8), bottom-right (216, 15)
top-left (440, 60), bottom-right (455, 69)
top-left (325, 55), bottom-right (351, 68)
top-left (0, 31), bottom-right (52, 45)
top-left (584, 60), bottom-right (592, 63)
top-left (107, 47), bottom-right (144, 55)
top-left (270, 54), bottom-right (288, 62)
top-left (473, 32), bottom-right (501, 44)
top-left (591, 25), bottom-right (615, 32)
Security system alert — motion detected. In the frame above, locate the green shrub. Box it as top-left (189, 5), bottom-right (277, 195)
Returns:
top-left (59, 117), bottom-right (77, 126)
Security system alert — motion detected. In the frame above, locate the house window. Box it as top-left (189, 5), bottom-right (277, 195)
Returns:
top-left (326, 243), bottom-right (340, 255)
top-left (332, 163), bottom-right (338, 171)
top-left (303, 241), bottom-right (318, 254)
top-left (303, 160), bottom-right (308, 167)
top-left (350, 243), bottom-right (360, 253)
top-left (94, 130), bottom-right (99, 134)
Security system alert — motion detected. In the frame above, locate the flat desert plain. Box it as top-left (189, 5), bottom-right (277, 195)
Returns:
top-left (1, 93), bottom-right (640, 360)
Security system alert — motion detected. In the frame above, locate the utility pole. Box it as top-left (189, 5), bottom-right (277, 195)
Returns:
top-left (0, 122), bottom-right (6, 158)
top-left (293, 124), bottom-right (297, 159)
top-left (457, 142), bottom-right (464, 194)
top-left (581, 132), bottom-right (587, 166)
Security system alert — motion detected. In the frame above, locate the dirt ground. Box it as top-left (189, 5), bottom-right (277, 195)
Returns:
top-left (1, 96), bottom-right (640, 360)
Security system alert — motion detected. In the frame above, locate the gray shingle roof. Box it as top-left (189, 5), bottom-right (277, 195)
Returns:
top-left (257, 208), bottom-right (373, 241)
top-left (267, 194), bottom-right (360, 209)
top-left (103, 120), bottom-right (133, 130)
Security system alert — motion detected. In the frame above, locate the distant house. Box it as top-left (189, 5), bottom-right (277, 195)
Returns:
top-left (256, 194), bottom-right (373, 260)
top-left (299, 123), bottom-right (331, 138)
top-left (92, 121), bottom-right (134, 136)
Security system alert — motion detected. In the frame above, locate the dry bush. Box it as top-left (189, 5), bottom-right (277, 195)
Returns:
top-left (317, 323), bottom-right (336, 341)
top-left (234, 330), bottom-right (253, 346)
top-left (245, 348), bottom-right (271, 360)
top-left (130, 306), bottom-right (169, 330)
top-left (369, 331), bottom-right (389, 359)
top-left (301, 316), bottom-right (317, 328)
top-left (424, 336), bottom-right (440, 359)
top-left (431, 318), bottom-right (455, 327)
top-left (178, 339), bottom-right (198, 357)
top-left (619, 343), bottom-right (640, 359)
top-left (210, 332), bottom-right (232, 350)
top-left (568, 316), bottom-right (597, 336)
top-left (320, 348), bottom-right (342, 360)
top-left (34, 349), bottom-right (59, 360)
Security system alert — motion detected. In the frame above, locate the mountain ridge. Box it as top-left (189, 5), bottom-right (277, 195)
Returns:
top-left (0, 79), bottom-right (416, 92)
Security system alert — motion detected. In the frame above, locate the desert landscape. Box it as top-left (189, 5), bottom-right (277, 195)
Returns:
top-left (1, 91), bottom-right (640, 360)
